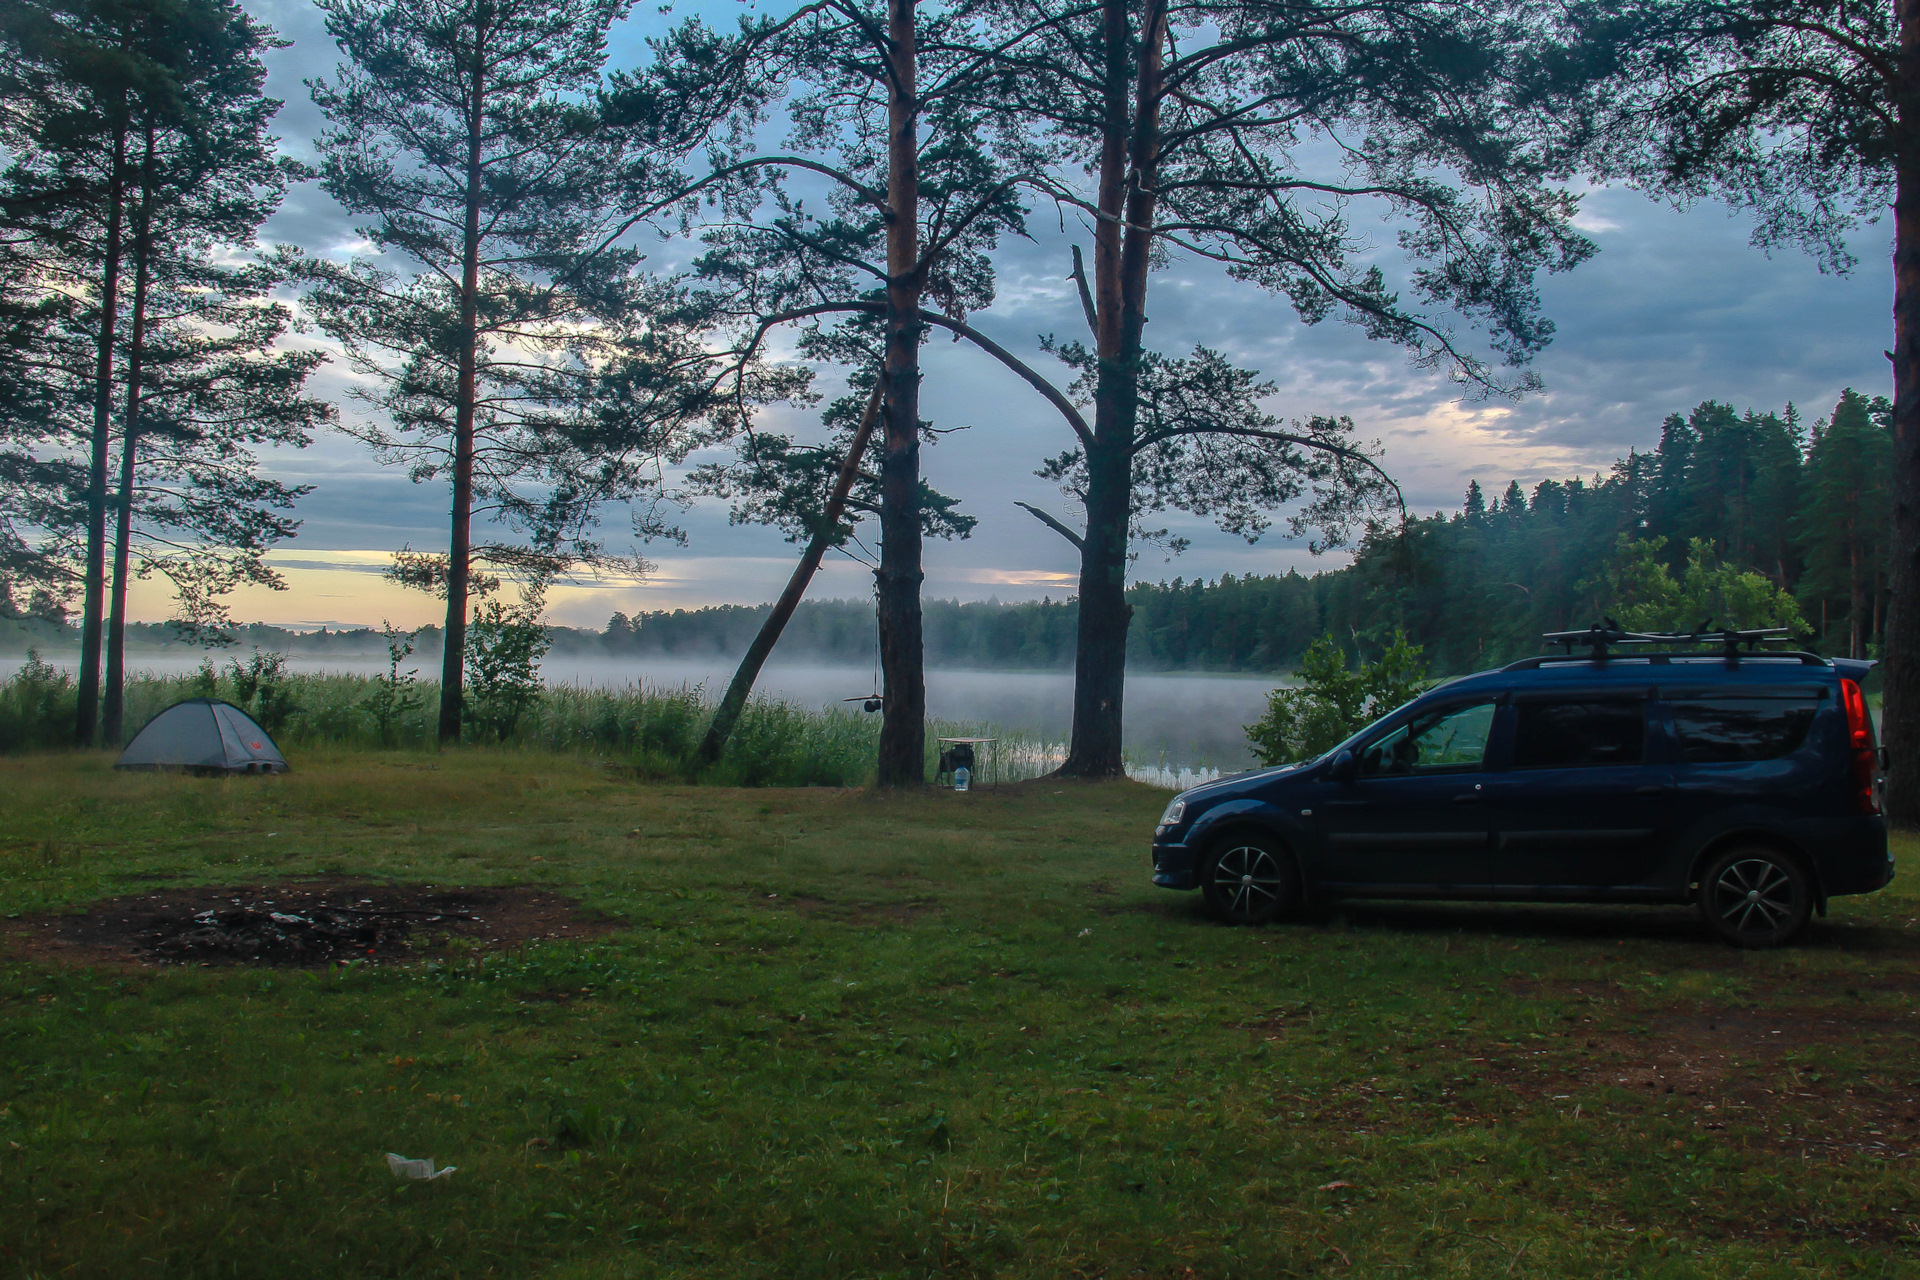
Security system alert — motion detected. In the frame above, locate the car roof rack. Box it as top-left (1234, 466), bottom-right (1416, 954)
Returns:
top-left (1501, 619), bottom-right (1830, 670)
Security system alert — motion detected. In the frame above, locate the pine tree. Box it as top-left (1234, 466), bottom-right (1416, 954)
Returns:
top-left (1463, 480), bottom-right (1488, 523)
top-left (97, 0), bottom-right (325, 741)
top-left (631, 0), bottom-right (1040, 784)
top-left (1796, 389), bottom-right (1893, 659)
top-left (0, 0), bottom-right (187, 742)
top-left (304, 0), bottom-right (755, 743)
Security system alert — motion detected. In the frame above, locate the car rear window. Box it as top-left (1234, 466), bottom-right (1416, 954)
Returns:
top-left (1511, 698), bottom-right (1645, 769)
top-left (1667, 695), bottom-right (1822, 763)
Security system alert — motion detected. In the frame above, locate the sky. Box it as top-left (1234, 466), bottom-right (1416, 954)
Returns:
top-left (122, 0), bottom-right (1899, 632)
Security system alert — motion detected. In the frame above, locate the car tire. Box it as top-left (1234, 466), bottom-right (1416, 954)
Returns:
top-left (1200, 834), bottom-right (1295, 926)
top-left (1698, 845), bottom-right (1812, 948)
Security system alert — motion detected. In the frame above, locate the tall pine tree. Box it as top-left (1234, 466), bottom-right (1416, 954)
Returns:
top-left (305, 0), bottom-right (758, 743)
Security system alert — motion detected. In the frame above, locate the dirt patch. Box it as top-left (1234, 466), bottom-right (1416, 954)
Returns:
top-left (3, 881), bottom-right (621, 969)
top-left (1460, 1003), bottom-right (1920, 1160)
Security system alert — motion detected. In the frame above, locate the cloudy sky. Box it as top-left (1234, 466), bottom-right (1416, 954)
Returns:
top-left (127, 0), bottom-right (1896, 632)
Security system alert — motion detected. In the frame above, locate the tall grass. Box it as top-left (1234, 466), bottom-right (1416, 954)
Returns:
top-left (0, 652), bottom-right (1175, 787)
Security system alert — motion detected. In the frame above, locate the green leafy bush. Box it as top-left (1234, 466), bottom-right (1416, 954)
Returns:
top-left (464, 599), bottom-right (550, 742)
top-left (1245, 633), bottom-right (1429, 766)
top-left (355, 623), bottom-right (423, 747)
top-left (0, 651), bottom-right (75, 752)
top-left (224, 650), bottom-right (303, 735)
top-left (1585, 535), bottom-right (1807, 635)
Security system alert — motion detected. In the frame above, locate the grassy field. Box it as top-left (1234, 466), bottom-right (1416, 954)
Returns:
top-left (1, 749), bottom-right (1917, 1278)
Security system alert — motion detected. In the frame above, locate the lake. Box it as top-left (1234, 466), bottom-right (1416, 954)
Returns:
top-left (23, 651), bottom-right (1283, 772)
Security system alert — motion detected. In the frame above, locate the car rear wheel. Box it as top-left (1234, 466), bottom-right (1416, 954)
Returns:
top-left (1200, 835), bottom-right (1295, 926)
top-left (1698, 845), bottom-right (1812, 948)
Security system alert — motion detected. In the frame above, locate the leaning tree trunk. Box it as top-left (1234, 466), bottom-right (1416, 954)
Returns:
top-left (1057, 0), bottom-right (1164, 778)
top-left (76, 118), bottom-right (129, 748)
top-left (875, 0), bottom-right (926, 787)
top-left (698, 382), bottom-right (881, 765)
top-left (1886, 7), bottom-right (1920, 825)
top-left (438, 43), bottom-right (488, 746)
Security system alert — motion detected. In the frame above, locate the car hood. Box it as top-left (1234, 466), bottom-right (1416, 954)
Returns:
top-left (1182, 760), bottom-right (1309, 802)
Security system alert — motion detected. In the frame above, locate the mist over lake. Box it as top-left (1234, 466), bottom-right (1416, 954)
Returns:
top-left (27, 650), bottom-right (1280, 771)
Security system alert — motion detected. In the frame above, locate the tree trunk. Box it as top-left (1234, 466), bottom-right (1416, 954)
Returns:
top-left (104, 124), bottom-right (156, 744)
top-left (699, 382), bottom-right (881, 765)
top-left (875, 0), bottom-right (925, 787)
top-left (1058, 0), bottom-right (1165, 778)
top-left (438, 33), bottom-right (487, 745)
top-left (76, 118), bottom-right (128, 747)
top-left (1852, 539), bottom-right (1867, 660)
top-left (1886, 0), bottom-right (1920, 824)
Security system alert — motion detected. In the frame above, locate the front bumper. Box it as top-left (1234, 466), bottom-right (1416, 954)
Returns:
top-left (1151, 835), bottom-right (1199, 890)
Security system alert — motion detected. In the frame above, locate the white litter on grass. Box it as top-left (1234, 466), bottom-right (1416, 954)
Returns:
top-left (386, 1153), bottom-right (457, 1181)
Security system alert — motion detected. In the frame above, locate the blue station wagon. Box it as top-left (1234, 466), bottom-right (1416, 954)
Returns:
top-left (1150, 629), bottom-right (1891, 947)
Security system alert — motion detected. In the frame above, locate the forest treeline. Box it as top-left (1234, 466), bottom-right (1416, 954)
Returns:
top-left (606, 389), bottom-right (1889, 674)
top-left (5, 388), bottom-right (1883, 677)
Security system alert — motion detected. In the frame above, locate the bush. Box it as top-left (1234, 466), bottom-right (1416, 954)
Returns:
top-left (0, 651), bottom-right (76, 752)
top-left (1585, 535), bottom-right (1808, 635)
top-left (1245, 633), bottom-right (1428, 766)
top-left (464, 598), bottom-right (549, 742)
top-left (224, 650), bottom-right (303, 735)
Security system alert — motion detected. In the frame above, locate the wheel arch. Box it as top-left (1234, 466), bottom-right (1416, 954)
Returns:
top-left (1199, 821), bottom-right (1307, 898)
top-left (1686, 829), bottom-right (1826, 913)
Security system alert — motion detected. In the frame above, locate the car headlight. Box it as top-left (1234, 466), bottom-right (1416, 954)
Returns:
top-left (1158, 797), bottom-right (1186, 828)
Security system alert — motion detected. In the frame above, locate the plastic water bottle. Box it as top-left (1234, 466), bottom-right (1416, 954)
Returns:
top-left (953, 765), bottom-right (970, 792)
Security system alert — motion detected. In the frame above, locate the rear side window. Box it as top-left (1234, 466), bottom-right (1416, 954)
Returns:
top-left (1668, 696), bottom-right (1821, 763)
top-left (1512, 698), bottom-right (1645, 769)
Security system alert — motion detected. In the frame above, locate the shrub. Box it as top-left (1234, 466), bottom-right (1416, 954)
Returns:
top-left (0, 650), bottom-right (76, 752)
top-left (464, 599), bottom-right (549, 743)
top-left (1245, 632), bottom-right (1428, 766)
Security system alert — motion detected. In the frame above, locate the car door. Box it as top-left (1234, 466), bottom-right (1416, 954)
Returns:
top-left (1314, 698), bottom-right (1497, 893)
top-left (1487, 692), bottom-right (1674, 892)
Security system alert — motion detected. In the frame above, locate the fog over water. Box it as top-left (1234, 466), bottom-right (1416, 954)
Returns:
top-left (36, 652), bottom-right (1281, 770)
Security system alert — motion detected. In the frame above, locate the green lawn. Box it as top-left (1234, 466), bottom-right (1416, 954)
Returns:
top-left (2, 749), bottom-right (1917, 1278)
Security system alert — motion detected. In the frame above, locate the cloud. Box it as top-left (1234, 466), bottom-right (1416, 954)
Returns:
top-left (166, 1), bottom-right (1896, 631)
top-left (963, 570), bottom-right (1078, 587)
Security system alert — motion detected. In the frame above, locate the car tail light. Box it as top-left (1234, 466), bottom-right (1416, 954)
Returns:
top-left (1840, 678), bottom-right (1880, 815)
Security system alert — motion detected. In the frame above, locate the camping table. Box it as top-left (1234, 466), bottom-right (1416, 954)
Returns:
top-left (936, 737), bottom-right (998, 791)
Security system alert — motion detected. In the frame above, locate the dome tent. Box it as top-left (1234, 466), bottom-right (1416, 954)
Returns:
top-left (115, 699), bottom-right (288, 774)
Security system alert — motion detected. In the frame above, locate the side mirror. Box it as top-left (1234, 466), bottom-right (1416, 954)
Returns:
top-left (1329, 748), bottom-right (1358, 785)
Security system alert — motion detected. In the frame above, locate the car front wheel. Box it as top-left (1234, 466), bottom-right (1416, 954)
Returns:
top-left (1699, 845), bottom-right (1812, 948)
top-left (1200, 834), bottom-right (1295, 926)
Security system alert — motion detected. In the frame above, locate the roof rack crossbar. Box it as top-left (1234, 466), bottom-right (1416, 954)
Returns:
top-left (1501, 650), bottom-right (1829, 672)
top-left (1535, 620), bottom-right (1797, 661)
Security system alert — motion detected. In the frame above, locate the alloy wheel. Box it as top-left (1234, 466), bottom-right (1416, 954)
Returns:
top-left (1209, 843), bottom-right (1286, 922)
top-left (1710, 856), bottom-right (1798, 938)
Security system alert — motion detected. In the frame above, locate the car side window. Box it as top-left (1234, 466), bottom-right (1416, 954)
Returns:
top-left (1511, 698), bottom-right (1645, 769)
top-left (1668, 696), bottom-right (1821, 763)
top-left (1360, 702), bottom-right (1496, 776)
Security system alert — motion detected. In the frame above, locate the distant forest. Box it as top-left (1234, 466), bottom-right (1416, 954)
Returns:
top-left (1, 392), bottom-right (1887, 678)
top-left (601, 390), bottom-right (1889, 674)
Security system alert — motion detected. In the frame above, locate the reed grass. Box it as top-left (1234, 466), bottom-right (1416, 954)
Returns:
top-left (0, 652), bottom-right (1196, 788)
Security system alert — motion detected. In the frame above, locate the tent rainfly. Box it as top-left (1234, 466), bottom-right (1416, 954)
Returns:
top-left (115, 699), bottom-right (289, 774)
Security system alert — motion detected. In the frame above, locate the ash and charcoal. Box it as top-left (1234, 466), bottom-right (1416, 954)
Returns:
top-left (6, 881), bottom-right (618, 969)
top-left (147, 898), bottom-right (476, 962)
